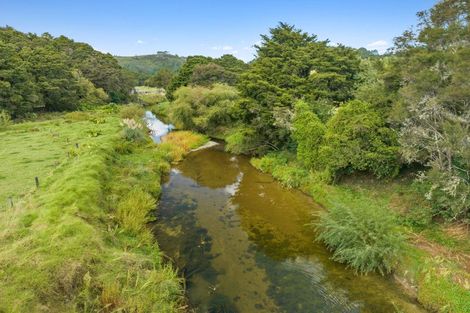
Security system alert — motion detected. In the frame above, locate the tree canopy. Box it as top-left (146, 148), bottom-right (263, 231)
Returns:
top-left (0, 27), bottom-right (133, 116)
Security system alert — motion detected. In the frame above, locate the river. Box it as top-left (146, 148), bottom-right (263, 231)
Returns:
top-left (152, 142), bottom-right (425, 313)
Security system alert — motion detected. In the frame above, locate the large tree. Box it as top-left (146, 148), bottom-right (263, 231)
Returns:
top-left (235, 23), bottom-right (362, 153)
top-left (394, 0), bottom-right (470, 219)
top-left (0, 27), bottom-right (133, 116)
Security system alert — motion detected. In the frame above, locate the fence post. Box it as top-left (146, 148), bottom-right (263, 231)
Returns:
top-left (8, 196), bottom-right (13, 208)
top-left (35, 176), bottom-right (39, 188)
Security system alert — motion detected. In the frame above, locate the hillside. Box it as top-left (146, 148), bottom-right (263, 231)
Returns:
top-left (115, 51), bottom-right (186, 82)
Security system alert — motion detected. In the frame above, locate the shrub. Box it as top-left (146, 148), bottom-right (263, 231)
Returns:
top-left (168, 84), bottom-right (239, 133)
top-left (320, 100), bottom-right (400, 179)
top-left (116, 188), bottom-right (156, 235)
top-left (316, 202), bottom-right (405, 275)
top-left (120, 118), bottom-right (148, 143)
top-left (0, 110), bottom-right (11, 129)
top-left (417, 168), bottom-right (470, 222)
top-left (139, 93), bottom-right (166, 106)
top-left (251, 153), bottom-right (288, 173)
top-left (292, 101), bottom-right (326, 169)
top-left (272, 165), bottom-right (308, 188)
top-left (225, 126), bottom-right (260, 154)
top-left (120, 104), bottom-right (145, 121)
top-left (121, 127), bottom-right (147, 143)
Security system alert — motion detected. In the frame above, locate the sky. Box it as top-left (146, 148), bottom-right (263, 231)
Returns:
top-left (1, 0), bottom-right (437, 61)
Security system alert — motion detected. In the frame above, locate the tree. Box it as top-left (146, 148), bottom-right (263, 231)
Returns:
top-left (145, 68), bottom-right (174, 89)
top-left (167, 55), bottom-right (247, 98)
top-left (189, 63), bottom-right (236, 86)
top-left (292, 101), bottom-right (326, 169)
top-left (394, 0), bottom-right (470, 219)
top-left (167, 56), bottom-right (212, 98)
top-left (320, 100), bottom-right (400, 179)
top-left (169, 84), bottom-right (240, 134)
top-left (0, 41), bottom-right (39, 117)
top-left (0, 26), bottom-right (133, 116)
top-left (236, 23), bottom-right (362, 153)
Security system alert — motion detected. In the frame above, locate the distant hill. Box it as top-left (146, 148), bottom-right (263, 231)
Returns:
top-left (115, 51), bottom-right (186, 83)
top-left (357, 47), bottom-right (380, 58)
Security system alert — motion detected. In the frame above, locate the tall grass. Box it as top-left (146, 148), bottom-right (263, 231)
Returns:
top-left (0, 111), bottom-right (184, 312)
top-left (316, 202), bottom-right (405, 275)
top-left (116, 188), bottom-right (156, 235)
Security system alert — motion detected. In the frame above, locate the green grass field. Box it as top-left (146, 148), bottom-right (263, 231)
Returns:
top-left (0, 109), bottom-right (208, 312)
top-left (0, 115), bottom-right (118, 209)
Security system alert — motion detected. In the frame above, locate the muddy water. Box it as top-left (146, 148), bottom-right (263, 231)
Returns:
top-left (154, 145), bottom-right (424, 313)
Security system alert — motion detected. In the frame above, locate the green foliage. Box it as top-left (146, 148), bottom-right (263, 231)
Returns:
top-left (417, 168), bottom-right (470, 221)
top-left (121, 126), bottom-right (147, 143)
top-left (119, 104), bottom-right (145, 120)
top-left (167, 55), bottom-right (213, 97)
top-left (225, 126), bottom-right (261, 154)
top-left (169, 84), bottom-right (240, 134)
top-left (167, 54), bottom-right (247, 98)
top-left (189, 63), bottom-right (237, 86)
top-left (393, 0), bottom-right (470, 221)
top-left (116, 188), bottom-right (156, 235)
top-left (272, 165), bottom-right (307, 188)
top-left (316, 202), bottom-right (405, 275)
top-left (251, 153), bottom-right (288, 173)
top-left (417, 258), bottom-right (470, 313)
top-left (0, 109), bottom-right (11, 129)
top-left (292, 101), bottom-right (326, 169)
top-left (64, 111), bottom-right (90, 121)
top-left (0, 27), bottom-right (132, 117)
top-left (144, 68), bottom-right (174, 89)
top-left (115, 51), bottom-right (185, 84)
top-left (236, 23), bottom-right (362, 151)
top-left (320, 100), bottom-right (400, 179)
top-left (0, 111), bottom-right (183, 311)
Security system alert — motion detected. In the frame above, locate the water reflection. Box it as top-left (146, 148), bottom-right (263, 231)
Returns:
top-left (154, 146), bottom-right (424, 313)
top-left (144, 111), bottom-right (174, 142)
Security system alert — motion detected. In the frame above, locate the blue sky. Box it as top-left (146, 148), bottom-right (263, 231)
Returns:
top-left (1, 0), bottom-right (437, 61)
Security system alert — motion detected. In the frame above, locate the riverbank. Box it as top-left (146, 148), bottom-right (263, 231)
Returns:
top-left (251, 153), bottom-right (470, 313)
top-left (0, 107), bottom-right (206, 312)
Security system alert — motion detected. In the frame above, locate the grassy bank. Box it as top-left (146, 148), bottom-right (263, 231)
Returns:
top-left (0, 108), bottom-right (206, 312)
top-left (251, 152), bottom-right (470, 313)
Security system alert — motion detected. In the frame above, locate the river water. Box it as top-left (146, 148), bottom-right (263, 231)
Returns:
top-left (153, 143), bottom-right (425, 313)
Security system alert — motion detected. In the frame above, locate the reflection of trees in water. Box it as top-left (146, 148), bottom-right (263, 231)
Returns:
top-left (176, 149), bottom-right (241, 189)
top-left (154, 190), bottom-right (219, 286)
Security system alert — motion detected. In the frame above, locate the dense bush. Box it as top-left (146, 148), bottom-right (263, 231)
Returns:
top-left (272, 165), bottom-right (308, 188)
top-left (120, 104), bottom-right (145, 121)
top-left (120, 118), bottom-right (148, 143)
top-left (251, 153), bottom-right (289, 173)
top-left (169, 84), bottom-right (239, 134)
top-left (316, 202), bottom-right (405, 274)
top-left (292, 101), bottom-right (326, 169)
top-left (0, 27), bottom-right (133, 117)
top-left (320, 100), bottom-right (400, 179)
top-left (225, 126), bottom-right (261, 154)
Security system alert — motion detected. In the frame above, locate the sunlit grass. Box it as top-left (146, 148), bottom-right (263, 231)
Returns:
top-left (161, 131), bottom-right (209, 162)
top-left (0, 115), bottom-right (118, 210)
top-left (0, 112), bottom-right (184, 312)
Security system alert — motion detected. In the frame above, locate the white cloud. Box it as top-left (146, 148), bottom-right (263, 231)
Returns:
top-left (136, 40), bottom-right (145, 44)
top-left (366, 40), bottom-right (389, 53)
top-left (211, 45), bottom-right (234, 51)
